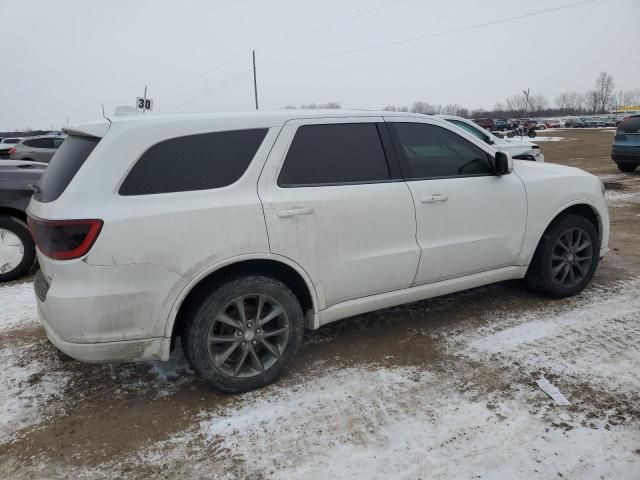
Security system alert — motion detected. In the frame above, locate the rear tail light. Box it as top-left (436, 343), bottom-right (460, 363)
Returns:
top-left (27, 216), bottom-right (103, 260)
top-left (8, 147), bottom-right (16, 155)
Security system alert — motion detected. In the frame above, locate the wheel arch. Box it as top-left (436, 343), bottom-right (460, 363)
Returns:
top-left (166, 254), bottom-right (320, 345)
top-left (527, 200), bottom-right (603, 265)
top-left (0, 206), bottom-right (28, 223)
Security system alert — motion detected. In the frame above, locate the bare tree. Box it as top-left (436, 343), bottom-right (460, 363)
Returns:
top-left (585, 90), bottom-right (600, 113)
top-left (595, 72), bottom-right (614, 113)
top-left (505, 94), bottom-right (527, 114)
top-left (410, 101), bottom-right (437, 114)
top-left (528, 94), bottom-right (549, 113)
top-left (493, 102), bottom-right (505, 113)
top-left (382, 105), bottom-right (397, 111)
top-left (299, 102), bottom-right (341, 109)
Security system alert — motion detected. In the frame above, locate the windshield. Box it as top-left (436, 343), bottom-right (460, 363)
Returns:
top-left (447, 119), bottom-right (487, 142)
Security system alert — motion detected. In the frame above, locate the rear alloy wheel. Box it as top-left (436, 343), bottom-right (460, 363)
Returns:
top-left (526, 214), bottom-right (599, 298)
top-left (616, 163), bottom-right (637, 173)
top-left (0, 216), bottom-right (36, 283)
top-left (183, 275), bottom-right (304, 393)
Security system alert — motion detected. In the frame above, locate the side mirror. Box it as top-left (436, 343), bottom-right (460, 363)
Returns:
top-left (494, 151), bottom-right (513, 175)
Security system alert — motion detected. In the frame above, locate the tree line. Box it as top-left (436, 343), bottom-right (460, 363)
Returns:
top-left (289, 72), bottom-right (639, 119)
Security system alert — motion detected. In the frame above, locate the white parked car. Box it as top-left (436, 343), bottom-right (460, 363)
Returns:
top-left (437, 115), bottom-right (544, 162)
top-left (28, 110), bottom-right (609, 393)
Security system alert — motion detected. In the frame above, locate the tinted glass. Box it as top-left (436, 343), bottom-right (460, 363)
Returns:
top-left (53, 138), bottom-right (65, 148)
top-left (390, 123), bottom-right (494, 179)
top-left (278, 123), bottom-right (390, 187)
top-left (119, 129), bottom-right (268, 195)
top-left (3, 138), bottom-right (20, 144)
top-left (33, 136), bottom-right (100, 203)
top-left (619, 116), bottom-right (640, 133)
top-left (447, 119), bottom-right (486, 141)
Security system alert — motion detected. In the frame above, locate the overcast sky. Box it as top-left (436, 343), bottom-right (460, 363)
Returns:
top-left (1, 0), bottom-right (638, 130)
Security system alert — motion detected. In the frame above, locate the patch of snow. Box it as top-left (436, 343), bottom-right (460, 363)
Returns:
top-left (154, 365), bottom-right (640, 479)
top-left (0, 282), bottom-right (38, 331)
top-left (0, 342), bottom-right (70, 442)
top-left (461, 280), bottom-right (640, 395)
top-left (605, 190), bottom-right (640, 204)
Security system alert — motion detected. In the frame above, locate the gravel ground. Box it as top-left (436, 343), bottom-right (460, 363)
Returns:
top-left (1, 128), bottom-right (639, 479)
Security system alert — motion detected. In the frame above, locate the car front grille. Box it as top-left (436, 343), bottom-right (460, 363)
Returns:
top-left (34, 270), bottom-right (50, 302)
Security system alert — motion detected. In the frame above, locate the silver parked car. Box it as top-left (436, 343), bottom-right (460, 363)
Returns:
top-left (9, 135), bottom-right (65, 163)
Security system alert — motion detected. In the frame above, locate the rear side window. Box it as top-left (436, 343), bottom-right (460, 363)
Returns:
top-left (619, 116), bottom-right (640, 133)
top-left (33, 136), bottom-right (100, 203)
top-left (390, 123), bottom-right (493, 179)
top-left (24, 138), bottom-right (54, 148)
top-left (119, 129), bottom-right (268, 195)
top-left (278, 123), bottom-right (390, 187)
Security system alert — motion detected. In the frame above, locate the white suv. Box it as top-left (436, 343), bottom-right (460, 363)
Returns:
top-left (28, 110), bottom-right (609, 393)
top-left (437, 115), bottom-right (544, 162)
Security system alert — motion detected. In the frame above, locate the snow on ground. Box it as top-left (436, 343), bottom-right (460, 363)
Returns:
top-left (0, 342), bottom-right (70, 443)
top-left (0, 281), bottom-right (38, 331)
top-left (1, 271), bottom-right (639, 477)
top-left (107, 280), bottom-right (640, 479)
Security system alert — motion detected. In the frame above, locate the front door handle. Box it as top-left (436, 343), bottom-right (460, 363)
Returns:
top-left (277, 207), bottom-right (314, 218)
top-left (420, 194), bottom-right (448, 204)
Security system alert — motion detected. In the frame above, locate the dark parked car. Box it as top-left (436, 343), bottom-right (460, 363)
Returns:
top-left (494, 119), bottom-right (508, 131)
top-left (472, 118), bottom-right (495, 131)
top-left (611, 115), bottom-right (640, 173)
top-left (0, 161), bottom-right (46, 281)
top-left (566, 118), bottom-right (585, 128)
top-left (9, 135), bottom-right (65, 163)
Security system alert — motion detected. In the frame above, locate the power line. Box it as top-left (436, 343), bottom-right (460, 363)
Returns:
top-left (257, 0), bottom-right (410, 49)
top-left (258, 0), bottom-right (597, 69)
top-left (159, 1), bottom-right (410, 109)
top-left (164, 72), bottom-right (252, 110)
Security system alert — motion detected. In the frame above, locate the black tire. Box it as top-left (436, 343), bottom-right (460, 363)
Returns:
top-left (527, 129), bottom-right (537, 138)
top-left (0, 215), bottom-right (36, 283)
top-left (525, 214), bottom-right (600, 298)
top-left (616, 163), bottom-right (637, 173)
top-left (507, 131), bottom-right (515, 138)
top-left (182, 274), bottom-right (305, 393)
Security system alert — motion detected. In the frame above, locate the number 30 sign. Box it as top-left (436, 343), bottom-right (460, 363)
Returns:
top-left (136, 97), bottom-right (153, 111)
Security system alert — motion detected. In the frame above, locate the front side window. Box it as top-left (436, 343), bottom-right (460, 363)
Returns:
top-left (120, 129), bottom-right (268, 195)
top-left (389, 123), bottom-right (494, 180)
top-left (278, 123), bottom-right (390, 187)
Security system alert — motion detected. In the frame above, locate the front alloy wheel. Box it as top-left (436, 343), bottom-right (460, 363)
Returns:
top-left (550, 227), bottom-right (593, 288)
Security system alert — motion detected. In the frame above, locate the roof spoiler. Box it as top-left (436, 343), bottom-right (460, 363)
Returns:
top-left (62, 120), bottom-right (111, 138)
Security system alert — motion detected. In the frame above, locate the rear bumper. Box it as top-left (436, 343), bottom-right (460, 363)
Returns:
top-left (39, 306), bottom-right (170, 362)
top-left (611, 152), bottom-right (640, 164)
top-left (35, 257), bottom-right (186, 362)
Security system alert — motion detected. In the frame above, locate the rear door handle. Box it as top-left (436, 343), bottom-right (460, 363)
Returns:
top-left (277, 207), bottom-right (314, 218)
top-left (420, 194), bottom-right (448, 204)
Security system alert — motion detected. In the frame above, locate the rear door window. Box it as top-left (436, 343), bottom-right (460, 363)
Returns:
top-left (119, 129), bottom-right (268, 195)
top-left (33, 136), bottom-right (100, 202)
top-left (278, 123), bottom-right (390, 187)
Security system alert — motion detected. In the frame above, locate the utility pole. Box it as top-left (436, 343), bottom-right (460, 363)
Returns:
top-left (252, 50), bottom-right (259, 110)
top-left (143, 85), bottom-right (148, 114)
top-left (522, 89), bottom-right (530, 139)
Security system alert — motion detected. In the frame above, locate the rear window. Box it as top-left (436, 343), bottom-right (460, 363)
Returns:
top-left (33, 136), bottom-right (100, 203)
top-left (119, 129), bottom-right (268, 195)
top-left (619, 116), bottom-right (640, 133)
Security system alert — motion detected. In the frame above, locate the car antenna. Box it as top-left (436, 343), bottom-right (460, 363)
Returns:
top-left (101, 104), bottom-right (112, 127)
